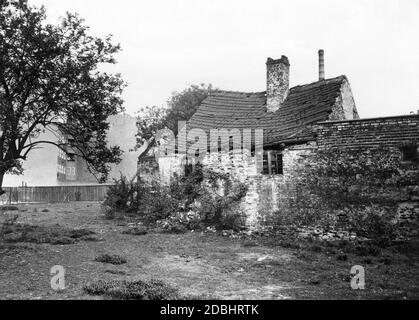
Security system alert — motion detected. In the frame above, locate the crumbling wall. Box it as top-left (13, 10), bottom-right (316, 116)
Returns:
top-left (328, 77), bottom-right (359, 121)
top-left (153, 115), bottom-right (419, 234)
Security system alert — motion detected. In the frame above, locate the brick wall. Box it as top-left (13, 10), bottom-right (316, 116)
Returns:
top-left (315, 114), bottom-right (419, 150)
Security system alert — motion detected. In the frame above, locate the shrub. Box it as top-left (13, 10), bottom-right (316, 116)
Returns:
top-left (347, 205), bottom-right (399, 246)
top-left (192, 170), bottom-right (248, 230)
top-left (103, 174), bottom-right (178, 221)
top-left (103, 175), bottom-right (139, 213)
top-left (169, 163), bottom-right (204, 208)
top-left (102, 165), bottom-right (248, 232)
top-left (140, 180), bottom-right (178, 222)
top-left (101, 204), bottom-right (116, 220)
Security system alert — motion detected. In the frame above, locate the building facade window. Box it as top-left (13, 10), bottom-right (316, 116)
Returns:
top-left (262, 151), bottom-right (283, 175)
top-left (66, 167), bottom-right (76, 176)
top-left (57, 164), bottom-right (66, 174)
top-left (400, 144), bottom-right (418, 162)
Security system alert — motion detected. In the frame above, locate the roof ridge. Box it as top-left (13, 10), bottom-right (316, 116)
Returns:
top-left (290, 75), bottom-right (347, 91)
top-left (209, 90), bottom-right (266, 96)
top-left (208, 75), bottom-right (348, 96)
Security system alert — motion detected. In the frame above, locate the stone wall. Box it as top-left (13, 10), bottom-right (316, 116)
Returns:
top-left (156, 115), bottom-right (419, 233)
top-left (157, 144), bottom-right (314, 228)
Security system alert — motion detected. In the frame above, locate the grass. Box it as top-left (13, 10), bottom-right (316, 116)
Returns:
top-left (83, 279), bottom-right (180, 300)
top-left (0, 223), bottom-right (98, 245)
top-left (121, 226), bottom-right (148, 236)
top-left (0, 202), bottom-right (418, 300)
top-left (95, 254), bottom-right (127, 265)
top-left (0, 206), bottom-right (19, 211)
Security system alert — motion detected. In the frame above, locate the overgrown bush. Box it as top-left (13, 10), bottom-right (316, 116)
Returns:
top-left (272, 147), bottom-right (419, 245)
top-left (196, 178), bottom-right (248, 230)
top-left (103, 175), bottom-right (139, 213)
top-left (140, 180), bottom-right (178, 222)
top-left (103, 164), bottom-right (248, 232)
top-left (102, 174), bottom-right (177, 221)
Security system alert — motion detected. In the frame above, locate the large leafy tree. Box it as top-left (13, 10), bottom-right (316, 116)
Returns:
top-left (0, 0), bottom-right (126, 194)
top-left (136, 83), bottom-right (213, 158)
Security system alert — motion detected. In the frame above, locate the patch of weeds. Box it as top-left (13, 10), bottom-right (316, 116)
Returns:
top-left (160, 224), bottom-right (188, 234)
top-left (242, 240), bottom-right (258, 247)
top-left (325, 248), bottom-right (337, 255)
top-left (83, 279), bottom-right (180, 300)
top-left (80, 234), bottom-right (101, 242)
top-left (69, 229), bottom-right (96, 239)
top-left (0, 206), bottom-right (19, 211)
top-left (338, 272), bottom-right (352, 282)
top-left (378, 256), bottom-right (393, 265)
top-left (390, 241), bottom-right (419, 257)
top-left (95, 254), bottom-right (127, 265)
top-left (122, 226), bottom-right (148, 236)
top-left (277, 239), bottom-right (301, 250)
top-left (186, 293), bottom-right (218, 300)
top-left (307, 278), bottom-right (321, 285)
top-left (309, 244), bottom-right (324, 253)
top-left (296, 251), bottom-right (311, 260)
top-left (0, 243), bottom-right (37, 253)
top-left (0, 224), bottom-right (96, 245)
top-left (104, 269), bottom-right (128, 275)
top-left (362, 257), bottom-right (373, 264)
top-left (381, 292), bottom-right (410, 300)
top-left (326, 240), bottom-right (382, 257)
top-left (100, 205), bottom-right (116, 220)
top-left (336, 254), bottom-right (348, 261)
top-left (354, 243), bottom-right (382, 256)
top-left (50, 237), bottom-right (75, 245)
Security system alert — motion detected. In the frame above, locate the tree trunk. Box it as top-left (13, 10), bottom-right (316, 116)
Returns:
top-left (0, 171), bottom-right (5, 196)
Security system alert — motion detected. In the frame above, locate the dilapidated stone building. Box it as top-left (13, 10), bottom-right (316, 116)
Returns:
top-left (144, 51), bottom-right (419, 228)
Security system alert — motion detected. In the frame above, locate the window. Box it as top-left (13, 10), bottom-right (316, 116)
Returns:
top-left (66, 167), bottom-right (76, 176)
top-left (262, 151), bottom-right (283, 175)
top-left (57, 164), bottom-right (66, 175)
top-left (401, 144), bottom-right (418, 162)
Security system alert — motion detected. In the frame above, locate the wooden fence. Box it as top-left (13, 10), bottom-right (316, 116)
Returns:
top-left (0, 184), bottom-right (113, 204)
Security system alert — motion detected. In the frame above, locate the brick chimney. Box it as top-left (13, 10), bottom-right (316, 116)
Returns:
top-left (318, 49), bottom-right (325, 81)
top-left (266, 56), bottom-right (290, 112)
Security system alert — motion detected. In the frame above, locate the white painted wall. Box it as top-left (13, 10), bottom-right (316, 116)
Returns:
top-left (3, 129), bottom-right (59, 187)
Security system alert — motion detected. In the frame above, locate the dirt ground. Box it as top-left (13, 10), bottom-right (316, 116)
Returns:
top-left (0, 202), bottom-right (418, 300)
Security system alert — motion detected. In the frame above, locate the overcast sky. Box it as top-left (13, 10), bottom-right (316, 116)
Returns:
top-left (30, 0), bottom-right (419, 118)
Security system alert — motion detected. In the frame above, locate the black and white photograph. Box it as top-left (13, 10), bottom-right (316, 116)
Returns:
top-left (0, 0), bottom-right (418, 308)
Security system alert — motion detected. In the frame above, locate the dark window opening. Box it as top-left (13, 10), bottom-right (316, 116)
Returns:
top-left (262, 151), bottom-right (283, 175)
top-left (401, 144), bottom-right (418, 162)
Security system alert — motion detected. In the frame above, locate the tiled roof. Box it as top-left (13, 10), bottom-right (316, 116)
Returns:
top-left (187, 75), bottom-right (347, 147)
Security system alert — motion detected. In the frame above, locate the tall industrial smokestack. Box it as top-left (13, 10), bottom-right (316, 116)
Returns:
top-left (318, 49), bottom-right (325, 81)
